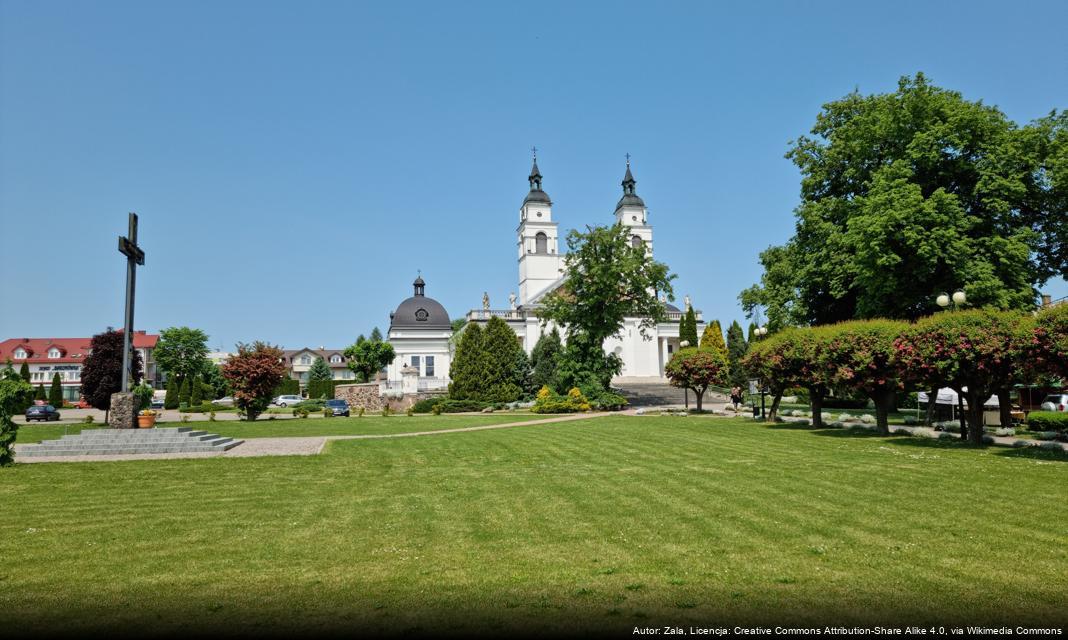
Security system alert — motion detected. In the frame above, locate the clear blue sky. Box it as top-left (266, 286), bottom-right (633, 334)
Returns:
top-left (2, 0), bottom-right (1065, 351)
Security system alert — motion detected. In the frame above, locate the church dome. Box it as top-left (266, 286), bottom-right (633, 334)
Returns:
top-left (524, 188), bottom-right (552, 205)
top-left (390, 277), bottom-right (451, 330)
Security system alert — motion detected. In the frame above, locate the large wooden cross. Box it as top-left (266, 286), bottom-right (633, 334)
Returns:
top-left (117, 212), bottom-right (145, 391)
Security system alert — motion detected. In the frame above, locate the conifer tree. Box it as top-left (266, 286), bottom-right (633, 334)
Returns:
top-left (530, 328), bottom-right (563, 391)
top-left (726, 320), bottom-right (749, 388)
top-left (19, 362), bottom-right (30, 383)
top-left (448, 323), bottom-right (484, 400)
top-left (680, 307), bottom-right (699, 346)
top-left (190, 374), bottom-right (203, 406)
top-left (480, 316), bottom-right (526, 402)
top-left (179, 377), bottom-right (191, 406)
top-left (35, 383), bottom-right (46, 401)
top-left (308, 356), bottom-right (333, 382)
top-left (369, 327), bottom-right (383, 342)
top-left (49, 372), bottom-right (63, 406)
top-left (700, 320), bottom-right (728, 357)
top-left (164, 377), bottom-right (179, 410)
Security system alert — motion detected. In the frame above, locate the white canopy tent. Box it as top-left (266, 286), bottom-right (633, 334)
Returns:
top-left (918, 388), bottom-right (1000, 408)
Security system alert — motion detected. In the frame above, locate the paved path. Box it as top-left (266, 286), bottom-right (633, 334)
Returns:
top-left (16, 413), bottom-right (610, 463)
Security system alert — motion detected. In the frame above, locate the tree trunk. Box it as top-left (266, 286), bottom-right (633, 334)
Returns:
top-left (925, 386), bottom-right (938, 426)
top-left (809, 387), bottom-right (825, 428)
top-left (695, 388), bottom-right (704, 411)
top-left (997, 389), bottom-right (1013, 429)
top-left (104, 408), bottom-right (109, 425)
top-left (873, 391), bottom-right (893, 436)
top-left (956, 392), bottom-right (968, 441)
top-left (767, 390), bottom-right (783, 422)
top-left (966, 390), bottom-right (986, 445)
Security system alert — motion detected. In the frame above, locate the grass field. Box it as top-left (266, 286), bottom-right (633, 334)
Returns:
top-left (2, 416), bottom-right (1066, 636)
top-left (13, 414), bottom-right (545, 444)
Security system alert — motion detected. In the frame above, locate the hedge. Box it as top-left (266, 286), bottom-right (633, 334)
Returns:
top-left (1027, 411), bottom-right (1068, 432)
top-left (273, 378), bottom-right (300, 397)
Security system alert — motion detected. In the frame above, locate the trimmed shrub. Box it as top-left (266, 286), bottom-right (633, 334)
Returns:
top-left (1027, 411), bottom-right (1068, 433)
top-left (273, 378), bottom-right (300, 397)
top-left (531, 386), bottom-right (591, 414)
top-left (587, 390), bottom-right (628, 411)
top-left (434, 399), bottom-right (486, 413)
top-left (411, 398), bottom-right (444, 413)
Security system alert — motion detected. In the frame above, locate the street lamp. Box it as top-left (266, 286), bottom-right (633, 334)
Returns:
top-left (937, 290), bottom-right (967, 310)
top-left (679, 340), bottom-right (690, 410)
top-left (752, 326), bottom-right (768, 418)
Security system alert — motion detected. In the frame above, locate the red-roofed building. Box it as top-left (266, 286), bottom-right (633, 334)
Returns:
top-left (0, 331), bottom-right (160, 403)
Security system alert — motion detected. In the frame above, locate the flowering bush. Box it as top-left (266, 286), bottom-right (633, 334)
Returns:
top-left (1031, 304), bottom-right (1068, 379)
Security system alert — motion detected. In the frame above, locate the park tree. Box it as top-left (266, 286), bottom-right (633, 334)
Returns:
top-left (741, 73), bottom-right (1065, 326)
top-left (308, 356), bottom-right (333, 383)
top-left (343, 337), bottom-right (396, 383)
top-left (80, 329), bottom-right (143, 423)
top-left (895, 309), bottom-right (1031, 444)
top-left (1031, 303), bottom-right (1068, 381)
top-left (0, 367), bottom-right (33, 466)
top-left (179, 377), bottom-right (192, 407)
top-left (189, 374), bottom-right (203, 406)
top-left (34, 384), bottom-right (46, 401)
top-left (48, 373), bottom-right (63, 407)
top-left (665, 347), bottom-right (729, 411)
top-left (742, 328), bottom-right (820, 423)
top-left (480, 316), bottom-right (527, 402)
top-left (680, 307), bottom-right (699, 347)
top-left (164, 377), bottom-right (179, 410)
top-left (200, 362), bottom-right (229, 400)
top-left (726, 320), bottom-right (749, 388)
top-left (154, 327), bottom-right (210, 383)
top-left (530, 328), bottom-right (563, 391)
top-left (540, 223), bottom-right (674, 393)
top-left (448, 323), bottom-right (484, 400)
top-left (818, 320), bottom-right (909, 435)
top-left (19, 362), bottom-right (30, 383)
top-left (700, 319), bottom-right (728, 358)
top-left (222, 342), bottom-right (287, 421)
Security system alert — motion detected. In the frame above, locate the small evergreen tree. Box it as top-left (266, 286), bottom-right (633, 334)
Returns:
top-left (190, 374), bottom-right (203, 406)
top-left (179, 377), bottom-right (192, 407)
top-left (477, 317), bottom-right (526, 402)
top-left (448, 323), bottom-right (484, 400)
top-left (49, 373), bottom-right (63, 406)
top-left (19, 362), bottom-right (31, 383)
top-left (530, 328), bottom-right (563, 391)
top-left (308, 356), bottom-right (333, 382)
top-left (700, 320), bottom-right (728, 358)
top-left (35, 383), bottom-right (46, 401)
top-left (164, 377), bottom-right (179, 410)
top-left (369, 327), bottom-right (383, 342)
top-left (680, 307), bottom-right (699, 346)
top-left (726, 320), bottom-right (750, 388)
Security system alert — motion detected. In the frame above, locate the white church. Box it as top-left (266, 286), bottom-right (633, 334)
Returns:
top-left (386, 156), bottom-right (703, 389)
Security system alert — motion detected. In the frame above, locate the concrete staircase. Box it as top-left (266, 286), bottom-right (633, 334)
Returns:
top-left (614, 380), bottom-right (728, 408)
top-left (17, 427), bottom-right (243, 458)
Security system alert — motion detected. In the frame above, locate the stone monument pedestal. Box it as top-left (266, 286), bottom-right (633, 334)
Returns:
top-left (109, 391), bottom-right (138, 429)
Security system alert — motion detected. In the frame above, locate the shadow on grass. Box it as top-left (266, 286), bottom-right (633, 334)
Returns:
top-left (797, 425), bottom-right (1068, 463)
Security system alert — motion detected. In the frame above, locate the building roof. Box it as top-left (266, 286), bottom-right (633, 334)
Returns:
top-left (390, 277), bottom-right (451, 330)
top-left (524, 157), bottom-right (552, 205)
top-left (282, 348), bottom-right (349, 366)
top-left (616, 158), bottom-right (646, 210)
top-left (0, 332), bottom-right (158, 365)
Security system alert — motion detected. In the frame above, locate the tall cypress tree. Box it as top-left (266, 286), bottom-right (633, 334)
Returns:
top-left (681, 307), bottom-right (699, 347)
top-left (190, 374), bottom-right (203, 406)
top-left (530, 328), bottom-right (563, 391)
top-left (35, 383), bottom-right (46, 401)
top-left (179, 377), bottom-right (192, 407)
top-left (480, 316), bottom-right (525, 403)
top-left (726, 320), bottom-right (749, 387)
top-left (164, 377), bottom-right (179, 410)
top-left (448, 323), bottom-right (484, 400)
top-left (19, 362), bottom-right (31, 383)
top-left (49, 372), bottom-right (64, 406)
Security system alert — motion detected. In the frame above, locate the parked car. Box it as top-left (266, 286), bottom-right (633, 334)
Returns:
top-left (1040, 394), bottom-right (1068, 412)
top-left (212, 396), bottom-right (235, 407)
top-left (26, 405), bottom-right (61, 422)
top-left (325, 399), bottom-right (350, 417)
top-left (273, 395), bottom-right (303, 407)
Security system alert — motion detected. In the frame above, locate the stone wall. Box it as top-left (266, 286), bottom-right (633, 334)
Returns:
top-left (334, 383), bottom-right (445, 413)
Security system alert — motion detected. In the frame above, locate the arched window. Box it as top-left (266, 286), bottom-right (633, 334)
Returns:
top-left (330, 354), bottom-right (342, 364)
top-left (535, 232), bottom-right (548, 254)
top-left (631, 235), bottom-right (643, 249)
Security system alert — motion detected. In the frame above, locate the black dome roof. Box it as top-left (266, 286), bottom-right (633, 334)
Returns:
top-left (616, 193), bottom-right (646, 209)
top-left (390, 277), bottom-right (451, 330)
top-left (524, 189), bottom-right (552, 205)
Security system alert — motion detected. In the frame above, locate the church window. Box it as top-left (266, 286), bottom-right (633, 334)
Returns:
top-left (411, 356), bottom-right (421, 373)
top-left (415, 308), bottom-right (429, 322)
top-left (535, 232), bottom-right (548, 254)
top-left (425, 356), bottom-right (435, 377)
top-left (632, 215), bottom-right (637, 222)
top-left (631, 235), bottom-right (643, 249)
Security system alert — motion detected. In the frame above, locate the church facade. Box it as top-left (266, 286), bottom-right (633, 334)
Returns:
top-left (463, 157), bottom-right (703, 382)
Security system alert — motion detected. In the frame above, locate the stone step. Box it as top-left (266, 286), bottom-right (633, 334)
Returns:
top-left (59, 433), bottom-right (218, 444)
top-left (31, 437), bottom-right (236, 451)
top-left (18, 428), bottom-right (243, 458)
top-left (64, 429), bottom-right (208, 439)
top-left (17, 441), bottom-right (244, 457)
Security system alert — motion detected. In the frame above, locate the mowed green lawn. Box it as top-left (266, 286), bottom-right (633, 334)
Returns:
top-left (1, 417), bottom-right (1065, 636)
top-left (14, 413), bottom-right (544, 444)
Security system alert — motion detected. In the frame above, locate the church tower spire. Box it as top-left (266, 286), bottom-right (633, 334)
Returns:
top-left (517, 148), bottom-right (561, 306)
top-left (615, 154), bottom-right (653, 254)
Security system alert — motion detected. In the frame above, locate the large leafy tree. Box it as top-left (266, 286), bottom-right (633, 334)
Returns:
top-left (154, 327), bottom-right (210, 383)
top-left (222, 342), bottom-right (287, 421)
top-left (817, 320), bottom-right (908, 435)
top-left (540, 223), bottom-right (675, 392)
top-left (665, 347), bottom-right (728, 411)
top-left (895, 309), bottom-right (1031, 444)
top-left (343, 338), bottom-right (396, 383)
top-left (1, 366), bottom-right (33, 466)
top-left (741, 73), bottom-right (1065, 325)
top-left (80, 329), bottom-right (143, 423)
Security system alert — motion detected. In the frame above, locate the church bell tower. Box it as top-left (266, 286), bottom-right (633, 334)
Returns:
top-left (614, 155), bottom-right (653, 255)
top-left (517, 150), bottom-right (562, 306)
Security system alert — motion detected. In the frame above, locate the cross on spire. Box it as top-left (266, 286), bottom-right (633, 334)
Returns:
top-left (531, 146), bottom-right (537, 161)
top-left (625, 152), bottom-right (631, 165)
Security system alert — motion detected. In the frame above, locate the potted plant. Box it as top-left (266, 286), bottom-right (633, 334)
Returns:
top-left (137, 409), bottom-right (157, 428)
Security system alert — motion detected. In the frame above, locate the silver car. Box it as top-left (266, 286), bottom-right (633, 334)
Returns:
top-left (273, 395), bottom-right (303, 407)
